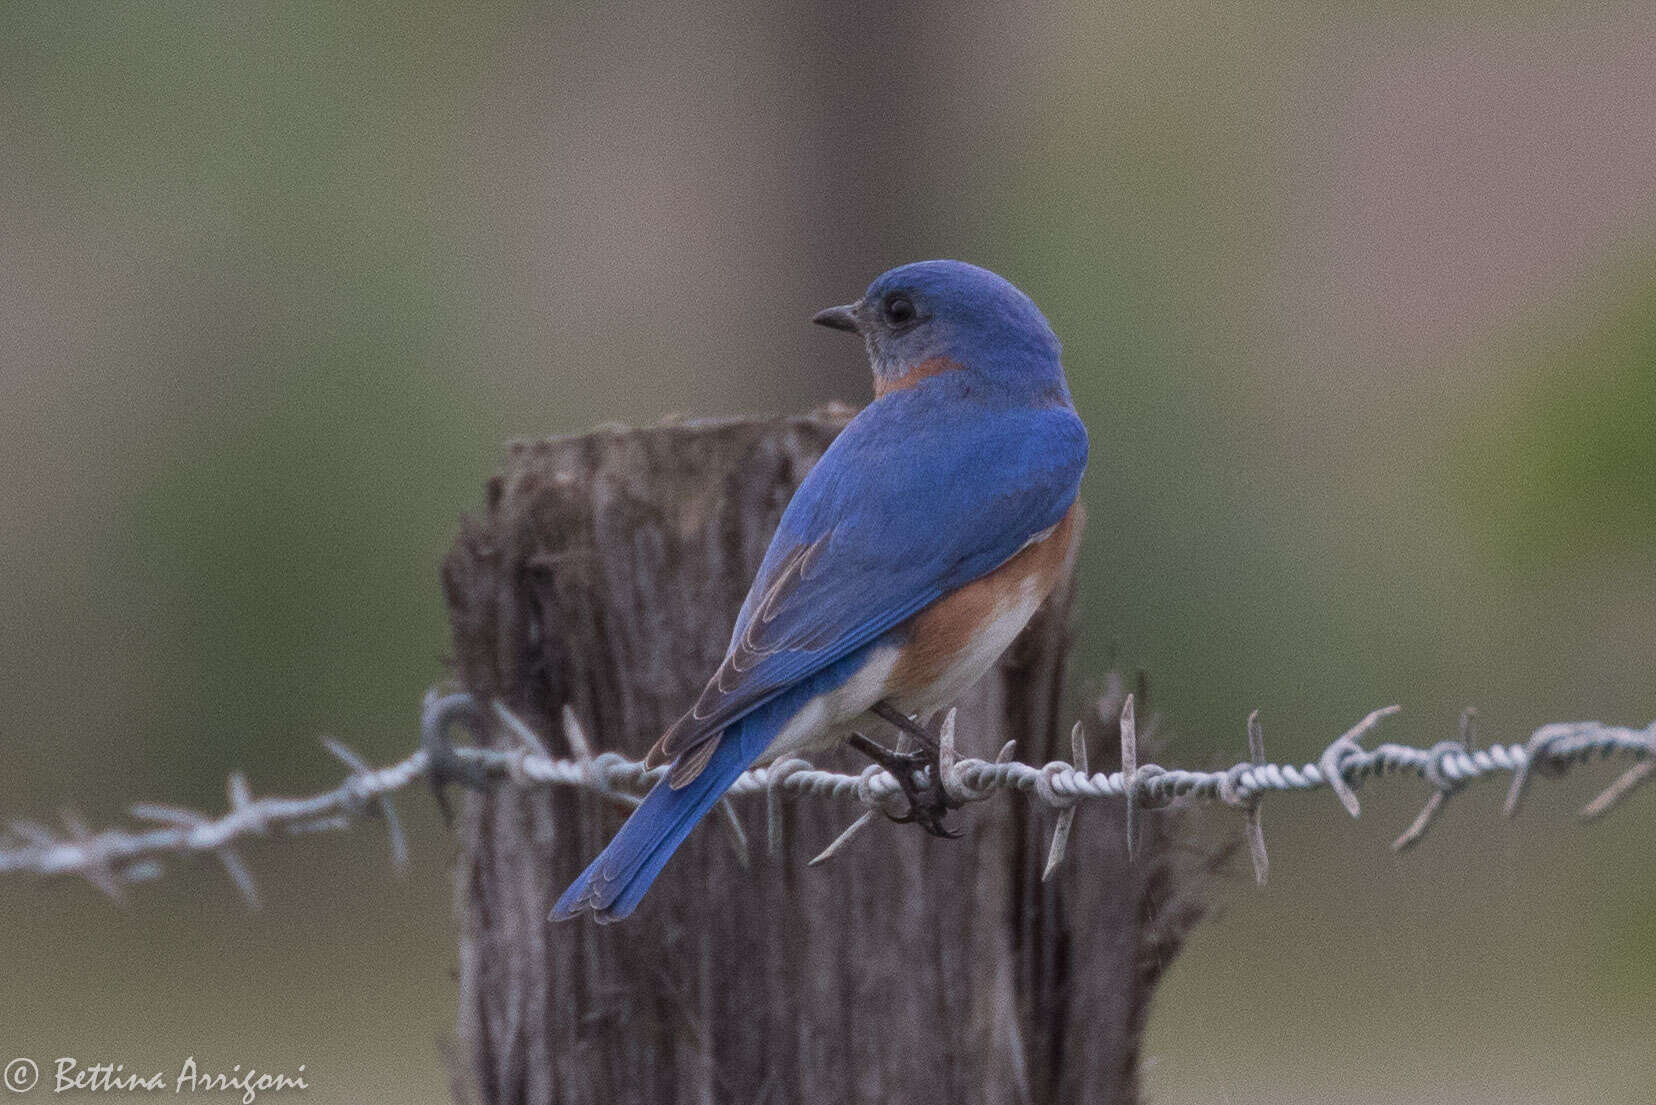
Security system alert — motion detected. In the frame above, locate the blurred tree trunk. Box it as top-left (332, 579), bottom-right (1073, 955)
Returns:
top-left (441, 408), bottom-right (1207, 1105)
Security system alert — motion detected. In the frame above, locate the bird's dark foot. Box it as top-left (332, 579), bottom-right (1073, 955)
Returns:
top-left (848, 727), bottom-right (961, 839)
top-left (421, 692), bottom-right (492, 825)
top-left (871, 701), bottom-right (967, 821)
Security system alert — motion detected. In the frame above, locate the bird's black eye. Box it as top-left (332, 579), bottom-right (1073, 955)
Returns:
top-left (882, 294), bottom-right (916, 327)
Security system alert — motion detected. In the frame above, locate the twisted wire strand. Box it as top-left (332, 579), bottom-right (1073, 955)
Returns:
top-left (1, 690), bottom-right (1651, 905)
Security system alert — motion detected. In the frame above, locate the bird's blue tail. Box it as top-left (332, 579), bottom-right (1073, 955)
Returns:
top-left (550, 724), bottom-right (761, 922)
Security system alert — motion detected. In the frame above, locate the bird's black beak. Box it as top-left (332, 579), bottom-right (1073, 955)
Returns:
top-left (811, 302), bottom-right (861, 333)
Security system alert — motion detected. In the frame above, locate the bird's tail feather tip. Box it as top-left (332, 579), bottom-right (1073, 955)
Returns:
top-left (549, 873), bottom-right (619, 922)
top-left (549, 891), bottom-right (634, 924)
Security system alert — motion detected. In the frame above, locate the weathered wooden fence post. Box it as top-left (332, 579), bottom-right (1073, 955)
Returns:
top-left (441, 408), bottom-right (1206, 1105)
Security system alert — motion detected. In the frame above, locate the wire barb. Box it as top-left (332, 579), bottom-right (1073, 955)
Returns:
top-left (1503, 723), bottom-right (1581, 817)
top-left (130, 801), bottom-right (261, 909)
top-left (1041, 721), bottom-right (1089, 881)
top-left (765, 758), bottom-right (810, 856)
top-left (322, 736), bottom-right (409, 874)
top-left (1578, 752), bottom-right (1656, 823)
top-left (1317, 705), bottom-right (1402, 818)
top-left (1217, 710), bottom-right (1271, 885)
top-left (808, 811), bottom-right (878, 867)
top-left (60, 807), bottom-right (125, 904)
top-left (716, 798), bottom-right (751, 868)
top-left (1120, 695), bottom-right (1139, 860)
top-left (1391, 740), bottom-right (1467, 853)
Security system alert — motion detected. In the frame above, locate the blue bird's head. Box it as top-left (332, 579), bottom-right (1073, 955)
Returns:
top-left (812, 260), bottom-right (1068, 402)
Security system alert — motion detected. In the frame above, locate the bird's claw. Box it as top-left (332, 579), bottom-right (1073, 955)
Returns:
top-left (889, 799), bottom-right (963, 839)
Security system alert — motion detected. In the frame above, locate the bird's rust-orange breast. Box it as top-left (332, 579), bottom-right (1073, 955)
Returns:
top-left (889, 501), bottom-right (1082, 694)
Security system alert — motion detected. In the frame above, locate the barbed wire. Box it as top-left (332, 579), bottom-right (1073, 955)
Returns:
top-left (1, 689), bottom-right (1651, 906)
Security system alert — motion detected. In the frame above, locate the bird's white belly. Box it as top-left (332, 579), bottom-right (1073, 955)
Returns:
top-left (756, 645), bottom-right (902, 762)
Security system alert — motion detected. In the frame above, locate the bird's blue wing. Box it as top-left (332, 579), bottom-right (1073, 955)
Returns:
top-left (649, 390), bottom-right (1087, 784)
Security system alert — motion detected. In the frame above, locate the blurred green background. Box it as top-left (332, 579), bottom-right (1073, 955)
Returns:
top-left (3, 2), bottom-right (1653, 1102)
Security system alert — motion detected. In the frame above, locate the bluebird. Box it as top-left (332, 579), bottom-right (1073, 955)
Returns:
top-left (552, 260), bottom-right (1088, 922)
